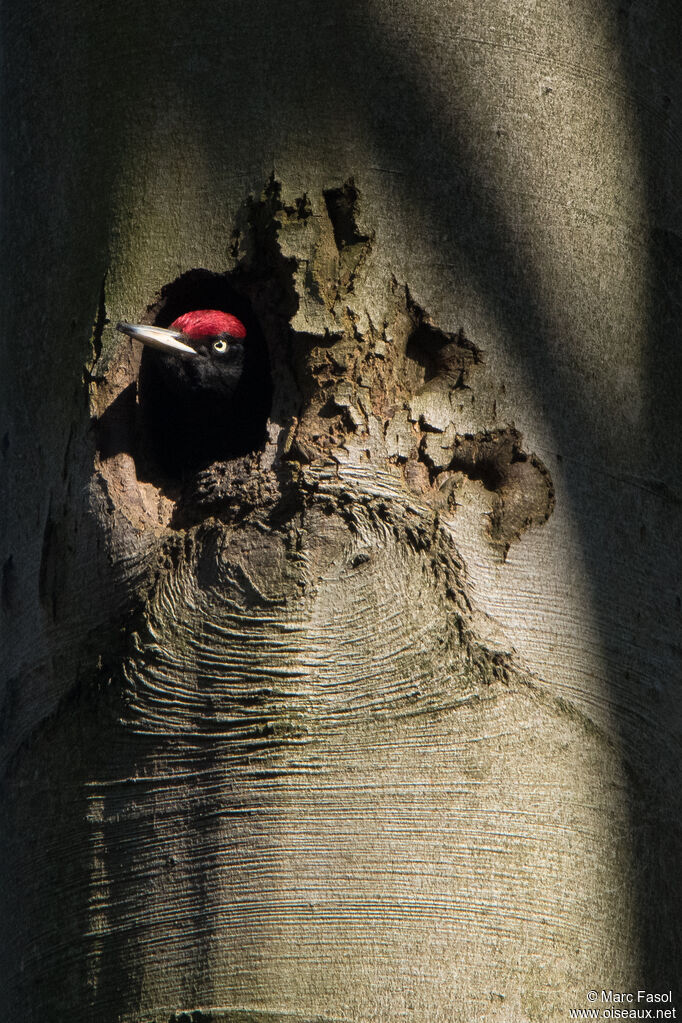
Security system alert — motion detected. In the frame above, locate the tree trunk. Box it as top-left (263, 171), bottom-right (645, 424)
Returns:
top-left (1, 1), bottom-right (680, 1021)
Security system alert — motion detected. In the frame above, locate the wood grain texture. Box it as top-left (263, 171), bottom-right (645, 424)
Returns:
top-left (2, 498), bottom-right (637, 1020)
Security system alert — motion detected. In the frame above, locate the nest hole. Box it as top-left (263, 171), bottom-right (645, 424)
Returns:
top-left (135, 269), bottom-right (273, 483)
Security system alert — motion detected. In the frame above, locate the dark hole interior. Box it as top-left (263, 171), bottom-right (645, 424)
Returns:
top-left (449, 454), bottom-right (504, 491)
top-left (405, 323), bottom-right (452, 383)
top-left (137, 269), bottom-right (273, 481)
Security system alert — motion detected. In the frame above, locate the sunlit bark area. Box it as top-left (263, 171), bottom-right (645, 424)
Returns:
top-left (1, 1), bottom-right (680, 1020)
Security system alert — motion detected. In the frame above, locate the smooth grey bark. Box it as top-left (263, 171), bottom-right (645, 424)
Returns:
top-left (1, 1), bottom-right (680, 1021)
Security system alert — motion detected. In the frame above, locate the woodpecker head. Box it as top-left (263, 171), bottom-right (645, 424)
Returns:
top-left (117, 309), bottom-right (250, 398)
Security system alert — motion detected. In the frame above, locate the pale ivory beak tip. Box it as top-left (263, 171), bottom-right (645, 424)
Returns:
top-left (116, 322), bottom-right (197, 357)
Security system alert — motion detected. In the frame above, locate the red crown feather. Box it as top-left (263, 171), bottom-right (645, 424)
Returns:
top-left (170, 309), bottom-right (247, 340)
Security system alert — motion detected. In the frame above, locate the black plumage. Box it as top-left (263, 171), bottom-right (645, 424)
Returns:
top-left (117, 310), bottom-right (272, 477)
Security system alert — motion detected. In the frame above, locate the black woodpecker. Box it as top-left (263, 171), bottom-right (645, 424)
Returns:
top-left (117, 309), bottom-right (272, 475)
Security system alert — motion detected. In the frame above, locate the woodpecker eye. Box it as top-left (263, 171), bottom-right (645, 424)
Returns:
top-left (212, 339), bottom-right (228, 353)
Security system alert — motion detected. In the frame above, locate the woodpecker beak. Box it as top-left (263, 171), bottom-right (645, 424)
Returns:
top-left (116, 322), bottom-right (197, 357)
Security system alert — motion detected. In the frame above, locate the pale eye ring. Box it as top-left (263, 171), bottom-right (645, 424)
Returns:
top-left (213, 339), bottom-right (228, 353)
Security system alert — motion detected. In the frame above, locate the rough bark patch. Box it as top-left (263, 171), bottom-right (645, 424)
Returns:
top-left (90, 178), bottom-right (553, 559)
